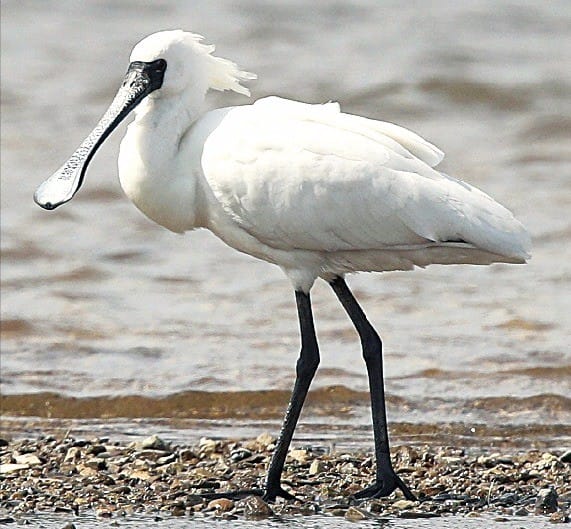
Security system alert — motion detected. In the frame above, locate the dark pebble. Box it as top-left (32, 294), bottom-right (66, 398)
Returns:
top-left (535, 487), bottom-right (558, 514)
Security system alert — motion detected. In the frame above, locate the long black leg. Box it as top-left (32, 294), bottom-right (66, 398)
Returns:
top-left (262, 290), bottom-right (320, 501)
top-left (200, 291), bottom-right (318, 503)
top-left (330, 276), bottom-right (416, 501)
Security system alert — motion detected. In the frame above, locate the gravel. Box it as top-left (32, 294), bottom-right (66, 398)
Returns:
top-left (0, 434), bottom-right (569, 523)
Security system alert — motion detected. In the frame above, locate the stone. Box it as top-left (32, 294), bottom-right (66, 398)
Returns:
top-left (238, 495), bottom-right (273, 520)
top-left (289, 449), bottom-right (308, 463)
top-left (255, 433), bottom-right (275, 449)
top-left (14, 454), bottom-right (41, 466)
top-left (207, 498), bottom-right (235, 512)
top-left (535, 487), bottom-right (558, 514)
top-left (64, 447), bottom-right (82, 463)
top-left (309, 459), bottom-right (326, 475)
top-left (550, 511), bottom-right (569, 524)
top-left (344, 506), bottom-right (369, 520)
top-left (0, 463), bottom-right (29, 474)
top-left (393, 499), bottom-right (416, 510)
top-left (139, 435), bottom-right (169, 451)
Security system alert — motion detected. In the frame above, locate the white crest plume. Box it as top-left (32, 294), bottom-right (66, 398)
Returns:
top-left (188, 32), bottom-right (257, 96)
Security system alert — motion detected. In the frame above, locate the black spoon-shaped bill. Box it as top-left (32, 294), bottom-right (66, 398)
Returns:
top-left (34, 59), bottom-right (166, 210)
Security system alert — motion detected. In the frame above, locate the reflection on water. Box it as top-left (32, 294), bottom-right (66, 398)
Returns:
top-left (1, 0), bottom-right (570, 447)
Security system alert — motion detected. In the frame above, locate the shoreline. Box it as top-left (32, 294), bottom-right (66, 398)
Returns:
top-left (1, 432), bottom-right (569, 524)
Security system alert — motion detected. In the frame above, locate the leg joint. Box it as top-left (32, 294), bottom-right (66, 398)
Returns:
top-left (361, 328), bottom-right (382, 361)
top-left (296, 346), bottom-right (320, 377)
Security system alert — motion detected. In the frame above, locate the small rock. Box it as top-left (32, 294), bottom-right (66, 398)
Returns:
top-left (289, 449), bottom-right (308, 463)
top-left (60, 523), bottom-right (76, 529)
top-left (230, 448), bottom-right (252, 463)
top-left (64, 447), bottom-right (82, 463)
top-left (363, 499), bottom-right (385, 513)
top-left (198, 438), bottom-right (218, 455)
top-left (550, 511), bottom-right (569, 524)
top-left (96, 508), bottom-right (113, 518)
top-left (559, 450), bottom-right (571, 464)
top-left (135, 449), bottom-right (170, 460)
top-left (157, 454), bottom-right (176, 466)
top-left (344, 506), bottom-right (369, 521)
top-left (393, 499), bottom-right (416, 510)
top-left (255, 433), bottom-right (275, 449)
top-left (14, 454), bottom-right (41, 466)
top-left (238, 495), bottom-right (273, 520)
top-left (139, 435), bottom-right (169, 451)
top-left (84, 457), bottom-right (106, 470)
top-left (87, 444), bottom-right (107, 456)
top-left (327, 508), bottom-right (347, 517)
top-left (207, 498), bottom-right (235, 512)
top-left (128, 469), bottom-right (155, 481)
top-left (309, 459), bottom-right (326, 475)
top-left (0, 439), bottom-right (9, 448)
top-left (535, 487), bottom-right (558, 514)
top-left (0, 463), bottom-right (29, 474)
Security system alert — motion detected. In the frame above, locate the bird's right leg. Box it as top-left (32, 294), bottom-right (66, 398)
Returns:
top-left (262, 290), bottom-right (320, 501)
top-left (201, 290), bottom-right (319, 503)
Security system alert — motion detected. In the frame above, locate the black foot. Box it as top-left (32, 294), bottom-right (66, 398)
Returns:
top-left (262, 484), bottom-right (297, 503)
top-left (354, 470), bottom-right (417, 501)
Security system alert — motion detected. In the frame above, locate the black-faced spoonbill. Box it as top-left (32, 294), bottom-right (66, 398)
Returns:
top-left (34, 30), bottom-right (531, 502)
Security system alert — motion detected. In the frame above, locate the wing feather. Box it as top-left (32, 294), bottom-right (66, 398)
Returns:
top-left (201, 98), bottom-right (530, 261)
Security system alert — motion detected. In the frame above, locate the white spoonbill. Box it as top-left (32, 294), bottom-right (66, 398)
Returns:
top-left (34, 30), bottom-right (531, 502)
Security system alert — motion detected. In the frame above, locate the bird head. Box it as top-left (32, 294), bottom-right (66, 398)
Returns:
top-left (34, 30), bottom-right (255, 210)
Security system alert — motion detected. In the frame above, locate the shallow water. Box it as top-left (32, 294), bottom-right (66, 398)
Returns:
top-left (1, 0), bottom-right (570, 461)
top-left (4, 512), bottom-right (555, 529)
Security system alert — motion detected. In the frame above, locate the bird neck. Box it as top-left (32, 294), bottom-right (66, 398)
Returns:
top-left (118, 94), bottom-right (205, 233)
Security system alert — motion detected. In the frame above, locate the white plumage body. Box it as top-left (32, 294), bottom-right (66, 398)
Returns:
top-left (116, 31), bottom-right (530, 292)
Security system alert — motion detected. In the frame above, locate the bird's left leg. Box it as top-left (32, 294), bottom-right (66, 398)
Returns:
top-left (330, 276), bottom-right (416, 501)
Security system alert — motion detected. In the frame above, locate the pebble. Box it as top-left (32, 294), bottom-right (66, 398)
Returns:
top-left (254, 432), bottom-right (275, 449)
top-left (237, 495), bottom-right (273, 519)
top-left (309, 459), bottom-right (326, 475)
top-left (550, 511), bottom-right (569, 523)
top-left (345, 506), bottom-right (370, 520)
top-left (138, 435), bottom-right (169, 452)
top-left (207, 498), bottom-right (235, 512)
top-left (535, 487), bottom-right (558, 514)
top-left (392, 499), bottom-right (416, 509)
top-left (0, 463), bottom-right (29, 475)
top-left (13, 454), bottom-right (41, 466)
top-left (289, 449), bottom-right (308, 463)
top-left (0, 436), bottom-right (569, 523)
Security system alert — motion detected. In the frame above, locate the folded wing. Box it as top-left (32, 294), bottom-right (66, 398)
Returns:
top-left (201, 97), bottom-right (531, 262)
